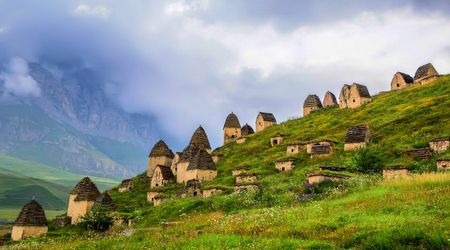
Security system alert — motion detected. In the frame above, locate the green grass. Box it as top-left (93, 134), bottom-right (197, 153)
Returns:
top-left (3, 76), bottom-right (450, 249)
top-left (4, 173), bottom-right (449, 249)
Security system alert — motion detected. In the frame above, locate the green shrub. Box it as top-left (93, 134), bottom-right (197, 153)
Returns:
top-left (349, 147), bottom-right (385, 173)
top-left (78, 207), bottom-right (114, 232)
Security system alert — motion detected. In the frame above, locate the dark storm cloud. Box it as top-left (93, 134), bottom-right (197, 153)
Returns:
top-left (0, 0), bottom-right (449, 149)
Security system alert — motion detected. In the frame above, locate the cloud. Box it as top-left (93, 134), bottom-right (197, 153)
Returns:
top-left (0, 57), bottom-right (41, 97)
top-left (73, 4), bottom-right (110, 18)
top-left (0, 1), bottom-right (449, 149)
top-left (165, 0), bottom-right (209, 15)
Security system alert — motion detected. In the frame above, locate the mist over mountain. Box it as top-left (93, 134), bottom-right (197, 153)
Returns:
top-left (0, 61), bottom-right (161, 179)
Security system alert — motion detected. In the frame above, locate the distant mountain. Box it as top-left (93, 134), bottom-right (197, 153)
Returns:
top-left (0, 63), bottom-right (159, 179)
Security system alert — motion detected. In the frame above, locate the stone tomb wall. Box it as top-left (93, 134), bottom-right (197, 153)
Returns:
top-left (11, 226), bottom-right (48, 241)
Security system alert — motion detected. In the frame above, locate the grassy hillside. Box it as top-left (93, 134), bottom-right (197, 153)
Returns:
top-left (5, 173), bottom-right (450, 249)
top-left (0, 155), bottom-right (118, 188)
top-left (3, 76), bottom-right (450, 249)
top-left (0, 155), bottom-right (119, 217)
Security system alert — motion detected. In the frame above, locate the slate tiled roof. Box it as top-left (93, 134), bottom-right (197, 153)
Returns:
top-left (187, 149), bottom-right (216, 171)
top-left (406, 148), bottom-right (431, 160)
top-left (224, 113), bottom-right (241, 129)
top-left (179, 144), bottom-right (200, 163)
top-left (429, 138), bottom-right (450, 142)
top-left (149, 140), bottom-right (174, 158)
top-left (345, 125), bottom-right (371, 144)
top-left (93, 192), bottom-right (116, 211)
top-left (156, 165), bottom-right (175, 180)
top-left (71, 177), bottom-right (101, 202)
top-left (241, 124), bottom-right (255, 136)
top-left (258, 112), bottom-right (277, 122)
top-left (353, 83), bottom-right (371, 98)
top-left (396, 72), bottom-right (414, 83)
top-left (303, 95), bottom-right (323, 108)
top-left (14, 200), bottom-right (48, 226)
top-left (189, 126), bottom-right (211, 151)
top-left (310, 144), bottom-right (332, 154)
top-left (414, 63), bottom-right (438, 80)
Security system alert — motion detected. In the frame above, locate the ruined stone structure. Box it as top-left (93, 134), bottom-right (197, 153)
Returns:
top-left (182, 180), bottom-right (201, 198)
top-left (383, 167), bottom-right (410, 179)
top-left (67, 177), bottom-right (101, 224)
top-left (310, 144), bottom-right (333, 158)
top-left (323, 91), bottom-right (338, 107)
top-left (256, 112), bottom-right (277, 132)
top-left (436, 159), bottom-right (450, 171)
top-left (275, 159), bottom-right (295, 171)
top-left (151, 165), bottom-right (175, 188)
top-left (306, 173), bottom-right (345, 185)
top-left (234, 183), bottom-right (259, 193)
top-left (11, 200), bottom-right (48, 241)
top-left (241, 124), bottom-right (255, 136)
top-left (223, 113), bottom-right (241, 145)
top-left (55, 216), bottom-right (71, 228)
top-left (286, 142), bottom-right (306, 155)
top-left (306, 140), bottom-right (335, 154)
top-left (118, 179), bottom-right (134, 193)
top-left (184, 149), bottom-right (217, 183)
top-left (390, 72), bottom-right (414, 90)
top-left (232, 166), bottom-right (250, 176)
top-left (93, 192), bottom-right (116, 211)
top-left (153, 195), bottom-right (165, 206)
top-left (202, 187), bottom-right (225, 198)
top-left (235, 173), bottom-right (257, 184)
top-left (344, 125), bottom-right (372, 151)
top-left (414, 63), bottom-right (439, 85)
top-left (147, 140), bottom-right (174, 177)
top-left (429, 138), bottom-right (450, 154)
top-left (147, 191), bottom-right (162, 203)
top-left (406, 148), bottom-right (431, 160)
top-left (170, 152), bottom-right (182, 176)
top-left (270, 135), bottom-right (285, 147)
top-left (303, 95), bottom-right (323, 116)
top-left (211, 153), bottom-right (223, 164)
top-left (236, 137), bottom-right (247, 144)
top-left (189, 126), bottom-right (212, 153)
top-left (339, 83), bottom-right (371, 109)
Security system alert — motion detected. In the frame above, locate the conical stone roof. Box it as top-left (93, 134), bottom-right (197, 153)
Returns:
top-left (189, 126), bottom-right (211, 151)
top-left (303, 95), bottom-right (323, 108)
top-left (223, 113), bottom-right (241, 129)
top-left (414, 63), bottom-right (438, 80)
top-left (93, 192), bottom-right (116, 211)
top-left (179, 144), bottom-right (200, 163)
top-left (149, 140), bottom-right (174, 158)
top-left (241, 124), bottom-right (255, 136)
top-left (187, 149), bottom-right (216, 171)
top-left (14, 200), bottom-right (48, 226)
top-left (71, 177), bottom-right (101, 202)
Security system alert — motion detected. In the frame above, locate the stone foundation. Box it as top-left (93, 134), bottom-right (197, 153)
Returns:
top-left (429, 139), bottom-right (450, 154)
top-left (11, 226), bottom-right (48, 241)
top-left (202, 188), bottom-right (224, 198)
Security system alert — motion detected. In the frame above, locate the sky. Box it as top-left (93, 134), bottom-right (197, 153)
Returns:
top-left (0, 0), bottom-right (449, 150)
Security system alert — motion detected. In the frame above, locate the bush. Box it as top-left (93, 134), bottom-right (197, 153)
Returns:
top-left (349, 147), bottom-right (385, 173)
top-left (79, 207), bottom-right (114, 232)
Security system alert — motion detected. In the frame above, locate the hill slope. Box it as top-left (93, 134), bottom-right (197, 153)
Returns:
top-left (3, 76), bottom-right (450, 249)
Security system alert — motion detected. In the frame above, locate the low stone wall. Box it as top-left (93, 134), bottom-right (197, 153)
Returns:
top-left (429, 139), bottom-right (449, 154)
top-left (202, 188), bottom-right (224, 198)
top-left (344, 142), bottom-right (366, 151)
top-left (383, 169), bottom-right (410, 179)
top-left (437, 159), bottom-right (450, 171)
top-left (236, 174), bottom-right (257, 184)
top-left (275, 160), bottom-right (295, 171)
